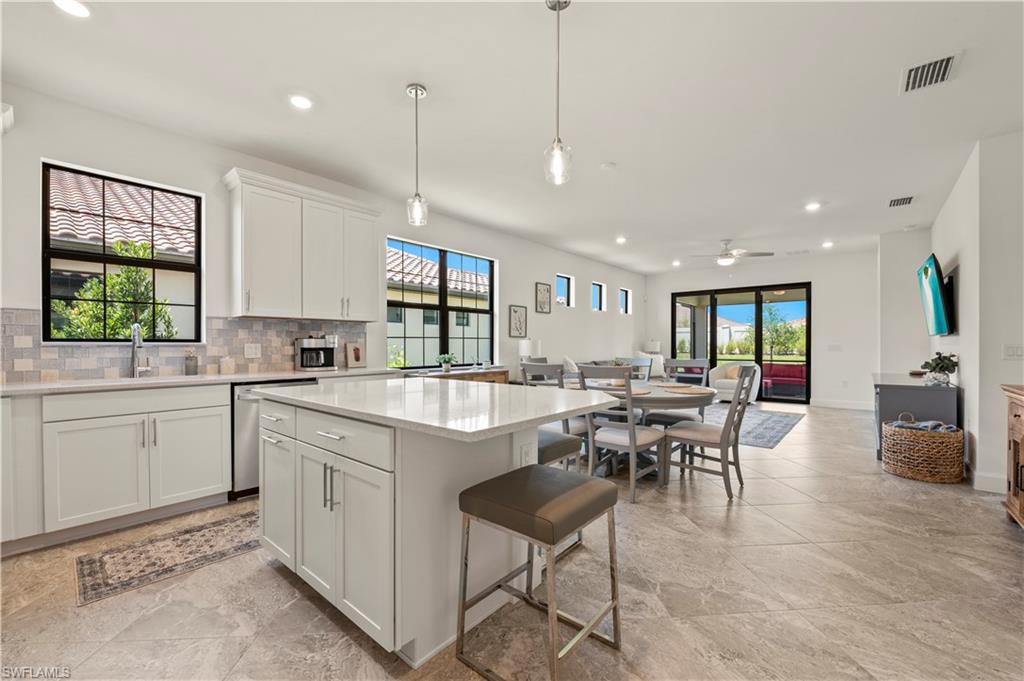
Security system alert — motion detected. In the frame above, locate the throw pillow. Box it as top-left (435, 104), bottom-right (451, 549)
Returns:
top-left (724, 364), bottom-right (741, 379)
top-left (563, 356), bottom-right (579, 373)
top-left (637, 351), bottom-right (666, 378)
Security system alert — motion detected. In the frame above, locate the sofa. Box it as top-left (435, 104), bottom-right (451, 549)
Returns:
top-left (708, 361), bottom-right (761, 403)
top-left (762, 362), bottom-right (806, 398)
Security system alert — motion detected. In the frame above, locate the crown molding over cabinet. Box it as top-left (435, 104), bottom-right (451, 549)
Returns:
top-left (223, 168), bottom-right (382, 322)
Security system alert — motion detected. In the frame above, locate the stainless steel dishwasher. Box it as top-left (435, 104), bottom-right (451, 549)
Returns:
top-left (231, 379), bottom-right (316, 499)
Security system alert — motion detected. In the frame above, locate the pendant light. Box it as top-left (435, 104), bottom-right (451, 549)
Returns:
top-left (544, 0), bottom-right (572, 185)
top-left (406, 83), bottom-right (428, 226)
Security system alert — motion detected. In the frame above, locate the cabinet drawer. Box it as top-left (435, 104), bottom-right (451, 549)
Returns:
top-left (296, 409), bottom-right (394, 472)
top-left (43, 385), bottom-right (229, 423)
top-left (259, 401), bottom-right (296, 438)
top-left (1010, 400), bottom-right (1024, 438)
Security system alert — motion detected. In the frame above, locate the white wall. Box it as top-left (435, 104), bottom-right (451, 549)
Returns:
top-left (1, 83), bottom-right (645, 367)
top-left (931, 131), bottom-right (1023, 492)
top-left (644, 250), bottom-right (880, 410)
top-left (877, 229), bottom-right (933, 374)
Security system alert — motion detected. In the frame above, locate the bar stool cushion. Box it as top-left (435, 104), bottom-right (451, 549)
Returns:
top-left (459, 464), bottom-right (617, 546)
top-left (539, 417), bottom-right (589, 436)
top-left (665, 422), bottom-right (734, 446)
top-left (537, 430), bottom-right (583, 465)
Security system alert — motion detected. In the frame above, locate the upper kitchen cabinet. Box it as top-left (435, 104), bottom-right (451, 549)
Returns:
top-left (223, 168), bottom-right (383, 321)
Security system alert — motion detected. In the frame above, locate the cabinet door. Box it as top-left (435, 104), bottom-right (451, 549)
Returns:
top-left (1, 398), bottom-right (14, 541)
top-left (241, 184), bottom-right (302, 317)
top-left (43, 415), bottom-right (150, 532)
top-left (342, 211), bottom-right (381, 322)
top-left (334, 457), bottom-right (395, 649)
top-left (149, 406), bottom-right (231, 508)
top-left (302, 199), bottom-right (345, 320)
top-left (259, 428), bottom-right (296, 569)
top-left (295, 443), bottom-right (338, 600)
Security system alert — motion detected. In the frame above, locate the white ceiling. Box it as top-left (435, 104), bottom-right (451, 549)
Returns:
top-left (3, 2), bottom-right (1022, 273)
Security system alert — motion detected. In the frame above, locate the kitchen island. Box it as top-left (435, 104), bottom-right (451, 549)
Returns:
top-left (251, 377), bottom-right (617, 668)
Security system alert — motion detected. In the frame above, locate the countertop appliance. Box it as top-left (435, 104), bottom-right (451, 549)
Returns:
top-left (295, 335), bottom-right (338, 371)
top-left (231, 378), bottom-right (316, 499)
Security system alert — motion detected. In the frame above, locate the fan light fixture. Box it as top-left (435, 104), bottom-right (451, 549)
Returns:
top-left (822, 240), bottom-right (834, 249)
top-left (544, 0), bottom-right (572, 185)
top-left (804, 201), bottom-right (822, 212)
top-left (406, 83), bottom-right (428, 226)
top-left (671, 260), bottom-right (681, 267)
top-left (716, 256), bottom-right (737, 267)
top-left (615, 236), bottom-right (626, 245)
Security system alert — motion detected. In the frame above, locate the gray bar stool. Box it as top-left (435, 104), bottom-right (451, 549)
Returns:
top-left (456, 464), bottom-right (621, 681)
top-left (537, 429), bottom-right (585, 556)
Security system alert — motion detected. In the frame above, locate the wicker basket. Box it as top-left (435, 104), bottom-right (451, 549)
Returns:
top-left (881, 412), bottom-right (964, 483)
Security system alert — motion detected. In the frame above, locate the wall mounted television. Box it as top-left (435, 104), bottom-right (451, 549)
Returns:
top-left (916, 253), bottom-right (956, 336)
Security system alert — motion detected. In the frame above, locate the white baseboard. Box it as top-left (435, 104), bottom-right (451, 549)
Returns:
top-left (970, 471), bottom-right (1005, 494)
top-left (810, 398), bottom-right (874, 411)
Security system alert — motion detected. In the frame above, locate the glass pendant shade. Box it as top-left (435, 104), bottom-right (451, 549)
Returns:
top-left (544, 138), bottom-right (572, 186)
top-left (407, 193), bottom-right (428, 226)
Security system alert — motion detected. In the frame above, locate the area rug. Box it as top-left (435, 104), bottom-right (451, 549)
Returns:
top-left (701, 403), bottom-right (803, 448)
top-left (76, 510), bottom-right (259, 605)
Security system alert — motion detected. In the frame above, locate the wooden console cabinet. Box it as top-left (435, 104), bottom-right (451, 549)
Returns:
top-left (1003, 384), bottom-right (1024, 529)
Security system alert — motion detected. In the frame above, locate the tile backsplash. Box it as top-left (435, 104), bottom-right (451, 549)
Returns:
top-left (1, 308), bottom-right (366, 384)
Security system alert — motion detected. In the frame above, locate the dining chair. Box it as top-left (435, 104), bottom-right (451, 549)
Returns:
top-left (520, 362), bottom-right (589, 439)
top-left (615, 357), bottom-right (653, 382)
top-left (647, 358), bottom-right (711, 428)
top-left (579, 364), bottom-right (666, 503)
top-left (662, 365), bottom-right (756, 499)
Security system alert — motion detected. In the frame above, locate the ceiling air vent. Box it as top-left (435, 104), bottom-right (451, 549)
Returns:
top-left (889, 196), bottom-right (914, 208)
top-left (900, 53), bottom-right (961, 94)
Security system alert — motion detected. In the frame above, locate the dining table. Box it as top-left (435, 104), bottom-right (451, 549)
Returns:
top-left (556, 378), bottom-right (718, 416)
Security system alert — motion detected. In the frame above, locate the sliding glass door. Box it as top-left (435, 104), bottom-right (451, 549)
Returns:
top-left (671, 283), bottom-right (811, 404)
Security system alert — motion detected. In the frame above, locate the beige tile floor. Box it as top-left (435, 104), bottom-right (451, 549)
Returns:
top-left (2, 405), bottom-right (1021, 680)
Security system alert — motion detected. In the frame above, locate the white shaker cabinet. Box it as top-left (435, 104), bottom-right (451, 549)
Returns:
top-left (333, 454), bottom-right (395, 650)
top-left (259, 428), bottom-right (296, 569)
top-left (301, 199), bottom-right (346, 320)
top-left (238, 184), bottom-right (303, 317)
top-left (295, 442), bottom-right (338, 600)
top-left (43, 414), bottom-right (150, 531)
top-left (224, 168), bottom-right (382, 322)
top-left (149, 406), bottom-right (231, 508)
top-left (342, 211), bottom-right (382, 322)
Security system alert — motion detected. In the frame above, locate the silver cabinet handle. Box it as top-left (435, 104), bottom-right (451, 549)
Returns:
top-left (260, 414), bottom-right (281, 422)
top-left (245, 289), bottom-right (251, 312)
top-left (141, 419), bottom-right (146, 448)
top-left (260, 434), bottom-right (282, 446)
top-left (322, 462), bottom-right (329, 509)
top-left (315, 430), bottom-right (343, 441)
top-left (340, 298), bottom-right (344, 317)
top-left (329, 465), bottom-right (340, 510)
top-left (152, 417), bottom-right (157, 446)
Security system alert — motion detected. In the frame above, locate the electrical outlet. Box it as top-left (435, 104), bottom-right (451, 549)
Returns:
top-left (244, 343), bottom-right (261, 359)
top-left (1004, 344), bottom-right (1024, 361)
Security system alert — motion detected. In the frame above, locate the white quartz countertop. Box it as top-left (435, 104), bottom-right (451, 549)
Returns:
top-left (253, 377), bottom-right (619, 442)
top-left (0, 367), bottom-right (400, 397)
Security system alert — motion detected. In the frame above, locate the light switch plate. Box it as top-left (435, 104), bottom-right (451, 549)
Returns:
top-left (244, 343), bottom-right (261, 359)
top-left (1003, 344), bottom-right (1024, 361)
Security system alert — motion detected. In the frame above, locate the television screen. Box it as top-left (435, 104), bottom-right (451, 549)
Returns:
top-left (916, 254), bottom-right (953, 336)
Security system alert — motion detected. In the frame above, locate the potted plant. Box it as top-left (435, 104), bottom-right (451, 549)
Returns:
top-left (436, 353), bottom-right (457, 373)
top-left (921, 352), bottom-right (958, 386)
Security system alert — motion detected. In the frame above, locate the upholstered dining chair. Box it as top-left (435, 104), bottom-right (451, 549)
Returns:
top-left (579, 364), bottom-right (666, 503)
top-left (663, 365), bottom-right (756, 499)
top-left (520, 362), bottom-right (589, 438)
top-left (646, 358), bottom-right (711, 428)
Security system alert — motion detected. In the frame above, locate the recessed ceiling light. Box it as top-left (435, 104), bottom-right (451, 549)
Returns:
top-left (804, 201), bottom-right (822, 212)
top-left (671, 259), bottom-right (681, 267)
top-left (288, 94), bottom-right (313, 111)
top-left (54, 0), bottom-right (90, 17)
top-left (615, 236), bottom-right (627, 245)
top-left (822, 240), bottom-right (834, 249)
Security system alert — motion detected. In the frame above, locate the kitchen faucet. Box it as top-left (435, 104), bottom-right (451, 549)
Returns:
top-left (130, 322), bottom-right (152, 378)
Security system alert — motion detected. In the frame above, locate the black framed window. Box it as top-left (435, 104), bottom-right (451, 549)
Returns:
top-left (619, 288), bottom-right (632, 314)
top-left (591, 282), bottom-right (606, 311)
top-left (555, 274), bottom-right (574, 307)
top-left (386, 238), bottom-right (494, 369)
top-left (42, 163), bottom-right (202, 342)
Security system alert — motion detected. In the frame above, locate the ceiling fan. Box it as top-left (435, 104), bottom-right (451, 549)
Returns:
top-left (691, 239), bottom-right (775, 266)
